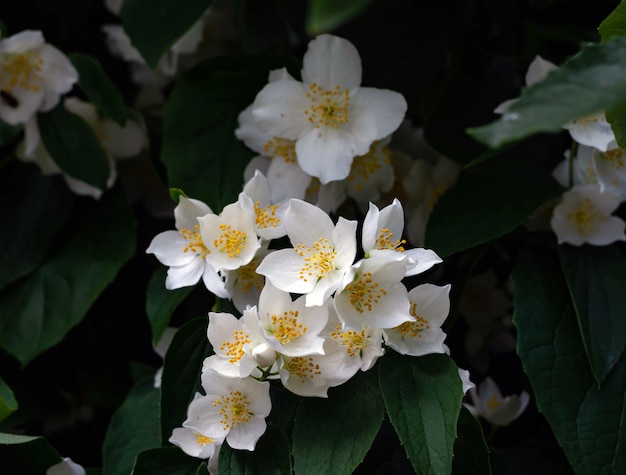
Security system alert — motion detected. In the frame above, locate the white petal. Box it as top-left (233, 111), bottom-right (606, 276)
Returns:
top-left (346, 87), bottom-right (407, 145)
top-left (296, 126), bottom-right (356, 184)
top-left (525, 55), bottom-right (557, 86)
top-left (165, 259), bottom-right (204, 289)
top-left (252, 80), bottom-right (312, 140)
top-left (146, 230), bottom-right (197, 267)
top-left (100, 118), bottom-right (145, 158)
top-left (301, 34), bottom-right (362, 90)
top-left (267, 157), bottom-right (311, 202)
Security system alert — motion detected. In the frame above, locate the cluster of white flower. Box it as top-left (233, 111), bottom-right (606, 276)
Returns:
top-left (145, 33), bottom-right (475, 470)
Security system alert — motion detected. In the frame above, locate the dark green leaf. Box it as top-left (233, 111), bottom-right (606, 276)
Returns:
top-left (0, 163), bottom-right (74, 291)
top-left (120, 0), bottom-right (211, 68)
top-left (218, 428), bottom-right (291, 475)
top-left (379, 352), bottom-right (464, 475)
top-left (160, 316), bottom-right (212, 444)
top-left (306, 0), bottom-right (374, 36)
top-left (606, 101), bottom-right (626, 149)
top-left (0, 119), bottom-right (21, 148)
top-left (132, 447), bottom-right (205, 475)
top-left (162, 55), bottom-right (292, 211)
top-left (0, 378), bottom-right (17, 422)
top-left (292, 369), bottom-right (384, 475)
top-left (69, 53), bottom-right (127, 126)
top-left (0, 433), bottom-right (62, 474)
top-left (0, 185), bottom-right (135, 364)
top-left (453, 407), bottom-right (491, 475)
top-left (38, 104), bottom-right (110, 190)
top-left (146, 266), bottom-right (194, 343)
top-left (559, 244), bottom-right (626, 384)
top-left (469, 38), bottom-right (626, 148)
top-left (513, 249), bottom-right (626, 474)
top-left (599, 1), bottom-right (626, 42)
top-left (103, 377), bottom-right (161, 475)
top-left (425, 148), bottom-right (562, 257)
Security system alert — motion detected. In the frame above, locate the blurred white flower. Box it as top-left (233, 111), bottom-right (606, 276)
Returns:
top-left (46, 458), bottom-right (85, 475)
top-left (464, 377), bottom-right (530, 426)
top-left (564, 112), bottom-right (616, 152)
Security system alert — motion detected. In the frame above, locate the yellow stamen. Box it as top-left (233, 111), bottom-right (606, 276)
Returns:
top-left (214, 224), bottom-right (247, 258)
top-left (345, 271), bottom-right (387, 313)
top-left (304, 83), bottom-right (350, 129)
top-left (295, 238), bottom-right (337, 283)
top-left (269, 310), bottom-right (307, 344)
top-left (180, 225), bottom-right (210, 258)
top-left (567, 198), bottom-right (606, 236)
top-left (213, 391), bottom-right (252, 430)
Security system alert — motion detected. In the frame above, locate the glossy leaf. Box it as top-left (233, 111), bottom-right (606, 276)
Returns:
top-left (0, 433), bottom-right (62, 474)
top-left (37, 104), bottom-right (110, 190)
top-left (469, 38), bottom-right (626, 148)
top-left (160, 316), bottom-right (212, 444)
top-left (513, 249), bottom-right (626, 474)
top-left (292, 369), bottom-right (384, 475)
top-left (306, 0), bottom-right (374, 36)
top-left (0, 163), bottom-right (74, 291)
top-left (606, 101), bottom-right (626, 149)
top-left (0, 185), bottom-right (135, 365)
top-left (132, 447), bottom-right (205, 475)
top-left (146, 266), bottom-right (194, 343)
top-left (380, 352), bottom-right (464, 475)
top-left (453, 407), bottom-right (491, 475)
top-left (0, 377), bottom-right (17, 422)
top-left (69, 53), bottom-right (127, 126)
top-left (425, 149), bottom-right (562, 257)
top-left (103, 377), bottom-right (161, 475)
top-left (599, 1), bottom-right (626, 41)
top-left (559, 244), bottom-right (626, 384)
top-left (120, 0), bottom-right (212, 68)
top-left (218, 428), bottom-right (291, 475)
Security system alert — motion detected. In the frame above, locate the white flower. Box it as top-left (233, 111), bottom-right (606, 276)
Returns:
top-left (241, 170), bottom-right (288, 240)
top-left (344, 138), bottom-right (394, 203)
top-left (464, 377), bottom-right (530, 426)
top-left (46, 458), bottom-right (85, 475)
top-left (0, 30), bottom-right (78, 125)
top-left (146, 196), bottom-right (228, 296)
top-left (256, 199), bottom-right (357, 307)
top-left (257, 281), bottom-right (328, 357)
top-left (383, 283), bottom-right (449, 356)
top-left (184, 373), bottom-right (271, 451)
top-left (550, 185), bottom-right (626, 246)
top-left (252, 34), bottom-right (407, 184)
top-left (225, 245), bottom-right (270, 313)
top-left (564, 112), bottom-right (616, 152)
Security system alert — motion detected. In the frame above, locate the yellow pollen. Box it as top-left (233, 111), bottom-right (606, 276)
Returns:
top-left (567, 198), bottom-right (606, 236)
top-left (345, 271), bottom-right (388, 313)
top-left (397, 303), bottom-right (430, 338)
top-left (0, 51), bottom-right (44, 93)
top-left (195, 433), bottom-right (214, 446)
top-left (330, 325), bottom-right (367, 357)
top-left (304, 83), bottom-right (350, 129)
top-left (234, 256), bottom-right (264, 293)
top-left (486, 393), bottom-right (501, 410)
top-left (284, 356), bottom-right (321, 382)
top-left (219, 330), bottom-right (252, 364)
top-left (599, 148), bottom-right (625, 170)
top-left (214, 224), bottom-right (247, 258)
top-left (213, 391), bottom-right (251, 430)
top-left (263, 138), bottom-right (297, 163)
top-left (376, 228), bottom-right (405, 252)
top-left (348, 141), bottom-right (390, 190)
top-left (295, 237), bottom-right (337, 283)
top-left (180, 225), bottom-right (210, 258)
top-left (255, 201), bottom-right (281, 229)
top-left (269, 310), bottom-right (307, 344)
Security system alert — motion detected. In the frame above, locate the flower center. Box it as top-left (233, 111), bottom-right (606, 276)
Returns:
top-left (348, 142), bottom-right (390, 190)
top-left (180, 225), bottom-right (210, 258)
top-left (254, 201), bottom-right (281, 229)
top-left (599, 148), bottom-right (625, 170)
top-left (304, 83), bottom-right (350, 129)
top-left (0, 51), bottom-right (44, 94)
top-left (195, 432), bottom-right (215, 447)
top-left (269, 310), bottom-right (307, 344)
top-left (486, 393), bottom-right (501, 410)
top-left (284, 356), bottom-right (321, 382)
top-left (376, 228), bottom-right (405, 252)
top-left (214, 224), bottom-right (247, 258)
top-left (330, 325), bottom-right (367, 357)
top-left (233, 256), bottom-right (264, 293)
top-left (397, 306), bottom-right (430, 339)
top-left (219, 329), bottom-right (252, 364)
top-left (295, 238), bottom-right (337, 283)
top-left (567, 198), bottom-right (606, 236)
top-left (213, 391), bottom-right (251, 430)
top-left (345, 271), bottom-right (388, 313)
top-left (263, 138), bottom-right (297, 164)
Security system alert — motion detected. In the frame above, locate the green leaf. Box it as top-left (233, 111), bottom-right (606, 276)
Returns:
top-left (0, 185), bottom-right (135, 365)
top-left (120, 0), bottom-right (211, 68)
top-left (103, 377), bottom-right (161, 475)
top-left (0, 163), bottom-right (74, 291)
top-left (218, 428), bottom-right (291, 475)
top-left (146, 266), bottom-right (194, 343)
top-left (559, 244), bottom-right (626, 384)
top-left (379, 352), bottom-right (464, 475)
top-left (69, 53), bottom-right (127, 126)
top-left (453, 407), bottom-right (491, 475)
top-left (599, 1), bottom-right (626, 42)
top-left (37, 104), bottom-right (110, 190)
top-left (469, 37), bottom-right (626, 148)
top-left (292, 369), bottom-right (384, 475)
top-left (306, 0), bottom-right (374, 36)
top-left (606, 101), bottom-right (626, 149)
top-left (162, 55), bottom-right (293, 211)
top-left (0, 433), bottom-right (62, 474)
top-left (0, 119), bottom-right (21, 148)
top-left (132, 447), bottom-right (205, 475)
top-left (513, 249), bottom-right (626, 474)
top-left (0, 378), bottom-right (17, 422)
top-left (425, 148), bottom-right (562, 257)
top-left (160, 316), bottom-right (212, 444)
